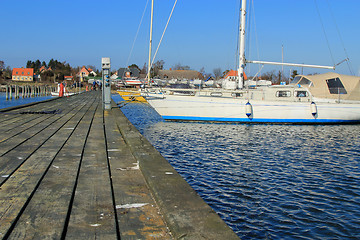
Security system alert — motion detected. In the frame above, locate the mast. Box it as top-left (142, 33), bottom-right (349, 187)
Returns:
top-left (147, 0), bottom-right (154, 83)
top-left (238, 0), bottom-right (247, 89)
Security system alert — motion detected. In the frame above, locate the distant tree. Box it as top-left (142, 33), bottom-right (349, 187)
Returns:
top-left (153, 60), bottom-right (165, 76)
top-left (199, 67), bottom-right (205, 76)
top-left (42, 61), bottom-right (47, 67)
top-left (48, 59), bottom-right (55, 69)
top-left (222, 69), bottom-right (230, 77)
top-left (290, 70), bottom-right (298, 81)
top-left (277, 70), bottom-right (282, 84)
top-left (4, 66), bottom-right (12, 79)
top-left (0, 60), bottom-right (4, 80)
top-left (40, 70), bottom-right (54, 82)
top-left (141, 63), bottom-right (147, 74)
top-left (35, 60), bottom-right (41, 72)
top-left (172, 63), bottom-right (190, 70)
top-left (213, 67), bottom-right (222, 80)
top-left (87, 65), bottom-right (97, 72)
top-left (153, 60), bottom-right (165, 70)
top-left (261, 70), bottom-right (276, 82)
top-left (128, 63), bottom-right (140, 72)
top-left (26, 60), bottom-right (33, 68)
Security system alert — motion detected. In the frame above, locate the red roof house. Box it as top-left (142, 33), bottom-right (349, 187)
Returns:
top-left (223, 70), bottom-right (247, 80)
top-left (64, 76), bottom-right (74, 81)
top-left (12, 68), bottom-right (34, 81)
top-left (77, 66), bottom-right (97, 81)
top-left (39, 66), bottom-right (52, 72)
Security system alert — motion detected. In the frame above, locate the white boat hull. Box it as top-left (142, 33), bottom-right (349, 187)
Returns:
top-left (51, 92), bottom-right (76, 97)
top-left (146, 94), bottom-right (360, 124)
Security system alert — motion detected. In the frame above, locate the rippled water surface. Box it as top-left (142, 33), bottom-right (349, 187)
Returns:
top-left (116, 95), bottom-right (360, 239)
top-left (0, 92), bottom-right (53, 109)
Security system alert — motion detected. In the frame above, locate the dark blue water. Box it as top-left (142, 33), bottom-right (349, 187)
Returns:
top-left (113, 95), bottom-right (360, 240)
top-left (0, 92), bottom-right (53, 110)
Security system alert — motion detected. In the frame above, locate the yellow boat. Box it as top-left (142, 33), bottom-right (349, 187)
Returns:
top-left (117, 89), bottom-right (147, 102)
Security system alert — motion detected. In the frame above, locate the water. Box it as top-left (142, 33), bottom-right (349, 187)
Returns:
top-left (113, 95), bottom-right (360, 240)
top-left (0, 92), bottom-right (53, 110)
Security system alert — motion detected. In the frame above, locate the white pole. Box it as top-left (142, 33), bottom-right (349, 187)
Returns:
top-left (282, 44), bottom-right (284, 82)
top-left (238, 0), bottom-right (247, 89)
top-left (147, 0), bottom-right (154, 83)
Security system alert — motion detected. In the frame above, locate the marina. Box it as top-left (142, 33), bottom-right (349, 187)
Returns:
top-left (1, 0), bottom-right (360, 239)
top-left (0, 92), bottom-right (239, 239)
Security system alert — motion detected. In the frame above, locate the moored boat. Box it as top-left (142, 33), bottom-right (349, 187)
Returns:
top-left (142, 0), bottom-right (360, 124)
top-left (144, 72), bottom-right (360, 124)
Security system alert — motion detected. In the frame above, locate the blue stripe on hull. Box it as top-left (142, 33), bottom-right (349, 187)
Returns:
top-left (162, 116), bottom-right (360, 124)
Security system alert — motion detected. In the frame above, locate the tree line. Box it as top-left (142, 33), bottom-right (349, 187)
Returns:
top-left (0, 59), bottom-right (103, 83)
top-left (128, 60), bottom-right (299, 83)
top-left (1, 57), bottom-right (301, 84)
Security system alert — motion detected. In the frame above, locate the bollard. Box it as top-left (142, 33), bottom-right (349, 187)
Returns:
top-left (16, 85), bottom-right (19, 99)
top-left (9, 85), bottom-right (12, 100)
top-left (6, 85), bottom-right (8, 100)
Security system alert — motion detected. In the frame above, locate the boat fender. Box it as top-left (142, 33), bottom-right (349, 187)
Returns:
top-left (245, 102), bottom-right (253, 117)
top-left (310, 101), bottom-right (317, 117)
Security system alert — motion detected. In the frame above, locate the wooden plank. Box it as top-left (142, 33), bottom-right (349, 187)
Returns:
top-left (65, 103), bottom-right (118, 239)
top-left (0, 93), bottom-right (94, 153)
top-left (0, 98), bottom-right (94, 182)
top-left (0, 97), bottom-right (70, 129)
top-left (5, 98), bottom-right (100, 239)
top-left (0, 97), bottom-right (79, 134)
top-left (104, 108), bottom-right (172, 239)
top-left (0, 96), bottom-right (87, 152)
top-left (0, 93), bottom-right (100, 237)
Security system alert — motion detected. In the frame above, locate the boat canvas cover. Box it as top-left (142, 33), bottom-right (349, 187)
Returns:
top-left (297, 72), bottom-right (360, 100)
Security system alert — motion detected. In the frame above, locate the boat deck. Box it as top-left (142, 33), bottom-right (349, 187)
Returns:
top-left (0, 91), bottom-right (239, 239)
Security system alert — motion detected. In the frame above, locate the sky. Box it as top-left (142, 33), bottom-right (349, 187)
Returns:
top-left (1, 0), bottom-right (359, 77)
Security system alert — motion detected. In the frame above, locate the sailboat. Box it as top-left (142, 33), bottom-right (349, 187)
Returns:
top-left (143, 1), bottom-right (360, 124)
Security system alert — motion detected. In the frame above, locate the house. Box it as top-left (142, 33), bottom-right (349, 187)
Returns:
top-left (77, 66), bottom-right (97, 79)
top-left (12, 68), bottom-right (34, 81)
top-left (39, 66), bottom-right (52, 73)
top-left (223, 70), bottom-right (247, 81)
top-left (64, 76), bottom-right (74, 81)
top-left (157, 69), bottom-right (204, 80)
top-left (118, 67), bottom-right (140, 79)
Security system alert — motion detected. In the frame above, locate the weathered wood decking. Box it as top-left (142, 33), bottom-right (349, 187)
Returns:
top-left (0, 91), bottom-right (239, 239)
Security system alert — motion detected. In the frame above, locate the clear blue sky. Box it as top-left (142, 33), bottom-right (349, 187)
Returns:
top-left (1, 0), bottom-right (359, 77)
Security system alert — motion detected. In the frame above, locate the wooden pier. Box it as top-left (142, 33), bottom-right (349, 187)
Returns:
top-left (0, 91), bottom-right (239, 239)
